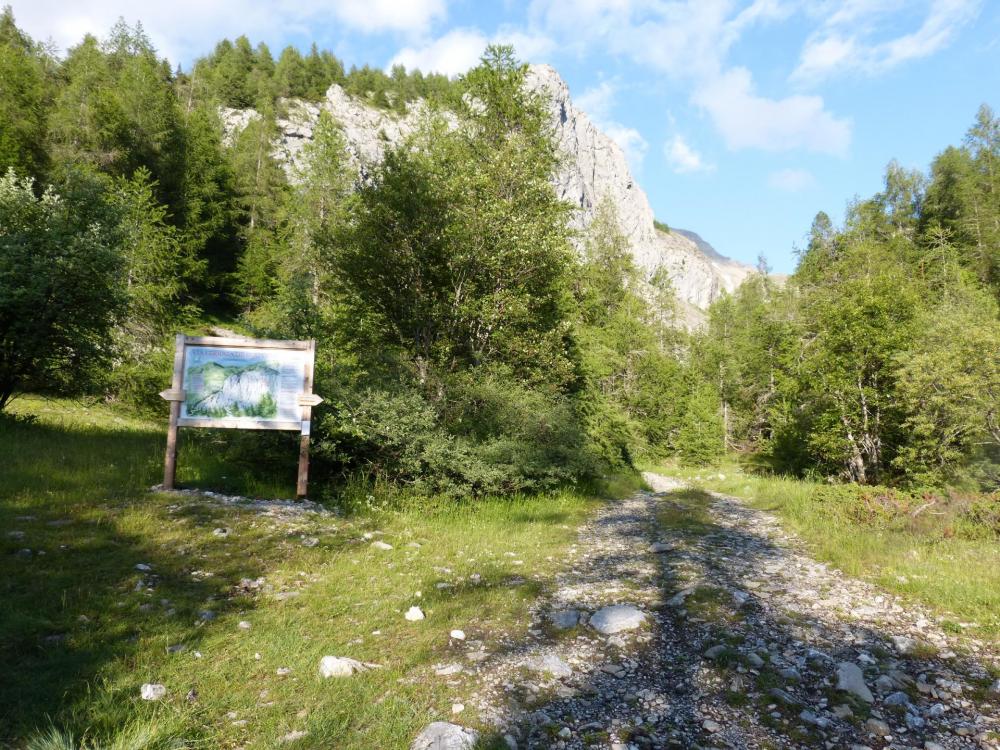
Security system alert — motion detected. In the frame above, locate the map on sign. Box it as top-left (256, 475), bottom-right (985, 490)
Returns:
top-left (180, 346), bottom-right (307, 425)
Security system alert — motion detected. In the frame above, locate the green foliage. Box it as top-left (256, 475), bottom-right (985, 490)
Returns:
top-left (0, 170), bottom-right (124, 408)
top-left (177, 104), bottom-right (241, 298)
top-left (923, 105), bottom-right (1000, 297)
top-left (677, 383), bottom-right (724, 465)
top-left (317, 376), bottom-right (593, 496)
top-left (48, 22), bottom-right (186, 208)
top-left (330, 47), bottom-right (576, 391)
top-left (186, 35), bottom-right (454, 113)
top-left (574, 199), bottom-right (687, 465)
top-left (893, 297), bottom-right (1000, 488)
top-left (693, 273), bottom-right (787, 451)
top-left (110, 168), bottom-right (203, 344)
top-left (0, 7), bottom-right (53, 179)
top-left (692, 106), bottom-right (1000, 491)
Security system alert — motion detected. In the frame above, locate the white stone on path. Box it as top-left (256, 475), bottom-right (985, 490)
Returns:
top-left (405, 606), bottom-right (425, 621)
top-left (435, 663), bottom-right (463, 676)
top-left (891, 635), bottom-right (919, 655)
top-left (371, 541), bottom-right (393, 550)
top-left (451, 703), bottom-right (464, 714)
top-left (411, 722), bottom-right (479, 750)
top-left (140, 683), bottom-right (166, 700)
top-left (280, 730), bottom-right (308, 743)
top-left (649, 542), bottom-right (670, 553)
top-left (525, 652), bottom-right (573, 678)
top-left (450, 629), bottom-right (466, 640)
top-left (836, 662), bottom-right (874, 703)
top-left (589, 605), bottom-right (646, 634)
top-left (135, 563), bottom-right (152, 572)
top-left (238, 620), bottom-right (251, 630)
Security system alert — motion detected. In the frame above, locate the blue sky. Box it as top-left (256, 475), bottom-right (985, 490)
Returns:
top-left (12, 0), bottom-right (1000, 272)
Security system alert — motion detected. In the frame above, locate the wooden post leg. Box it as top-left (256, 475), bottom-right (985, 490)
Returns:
top-left (296, 339), bottom-right (317, 500)
top-left (164, 401), bottom-right (180, 489)
top-left (162, 333), bottom-right (186, 491)
top-left (297, 432), bottom-right (310, 499)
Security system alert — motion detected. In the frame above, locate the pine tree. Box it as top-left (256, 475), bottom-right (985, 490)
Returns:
top-left (0, 7), bottom-right (53, 179)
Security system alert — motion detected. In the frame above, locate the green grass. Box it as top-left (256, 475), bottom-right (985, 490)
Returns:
top-left (646, 459), bottom-right (1000, 638)
top-left (1, 396), bottom-right (629, 748)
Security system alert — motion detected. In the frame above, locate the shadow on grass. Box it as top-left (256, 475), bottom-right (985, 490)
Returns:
top-left (0, 413), bottom-right (300, 745)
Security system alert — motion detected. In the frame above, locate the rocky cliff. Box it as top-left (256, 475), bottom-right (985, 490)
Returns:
top-left (221, 64), bottom-right (755, 323)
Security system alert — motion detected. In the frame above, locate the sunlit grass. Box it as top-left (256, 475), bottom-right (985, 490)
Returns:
top-left (1, 396), bottom-right (622, 748)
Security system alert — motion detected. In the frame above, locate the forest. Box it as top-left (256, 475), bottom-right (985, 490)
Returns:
top-left (1, 7), bottom-right (998, 498)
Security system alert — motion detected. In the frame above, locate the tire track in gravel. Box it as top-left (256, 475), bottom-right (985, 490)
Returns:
top-left (466, 473), bottom-right (1000, 750)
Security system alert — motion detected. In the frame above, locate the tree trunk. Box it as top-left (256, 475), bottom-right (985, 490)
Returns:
top-left (841, 414), bottom-right (867, 484)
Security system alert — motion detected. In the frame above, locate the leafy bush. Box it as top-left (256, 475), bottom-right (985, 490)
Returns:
top-left (0, 169), bottom-right (124, 409)
top-left (315, 377), bottom-right (596, 497)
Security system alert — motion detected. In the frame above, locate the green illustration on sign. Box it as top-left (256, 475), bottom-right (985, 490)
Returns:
top-left (185, 359), bottom-right (281, 419)
top-left (180, 344), bottom-right (307, 425)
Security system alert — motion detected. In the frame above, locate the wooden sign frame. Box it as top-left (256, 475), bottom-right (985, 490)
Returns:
top-left (160, 334), bottom-right (322, 498)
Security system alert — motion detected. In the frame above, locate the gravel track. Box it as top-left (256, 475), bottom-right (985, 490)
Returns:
top-left (466, 473), bottom-right (1000, 750)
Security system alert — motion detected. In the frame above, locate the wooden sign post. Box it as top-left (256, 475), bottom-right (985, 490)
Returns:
top-left (160, 335), bottom-right (322, 499)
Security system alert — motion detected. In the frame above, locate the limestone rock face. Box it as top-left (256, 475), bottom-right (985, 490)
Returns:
top-left (524, 65), bottom-right (657, 262)
top-left (219, 65), bottom-right (756, 321)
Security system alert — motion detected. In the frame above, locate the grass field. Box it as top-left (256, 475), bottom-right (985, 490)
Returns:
top-left (647, 460), bottom-right (1000, 639)
top-left (1, 396), bottom-right (636, 749)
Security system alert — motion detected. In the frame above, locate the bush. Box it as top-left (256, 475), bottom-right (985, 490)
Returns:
top-left (0, 169), bottom-right (124, 409)
top-left (314, 376), bottom-right (597, 497)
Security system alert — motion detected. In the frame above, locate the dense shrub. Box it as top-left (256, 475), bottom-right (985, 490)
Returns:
top-left (315, 379), bottom-right (596, 497)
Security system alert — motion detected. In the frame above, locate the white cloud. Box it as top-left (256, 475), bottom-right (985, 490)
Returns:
top-left (330, 0), bottom-right (447, 34)
top-left (529, 0), bottom-right (851, 157)
top-left (8, 0), bottom-right (448, 63)
top-left (529, 0), bottom-right (795, 80)
top-left (495, 27), bottom-right (556, 61)
top-left (665, 135), bottom-right (712, 174)
top-left (604, 123), bottom-right (650, 172)
top-left (389, 28), bottom-right (488, 76)
top-left (768, 167), bottom-right (816, 190)
top-left (575, 81), bottom-right (617, 120)
top-left (694, 67), bottom-right (851, 155)
top-left (388, 26), bottom-right (554, 77)
top-left (793, 0), bottom-right (981, 82)
top-left (575, 81), bottom-right (649, 172)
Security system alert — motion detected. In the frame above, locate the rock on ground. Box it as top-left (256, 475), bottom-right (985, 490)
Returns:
top-left (836, 662), bottom-right (874, 703)
top-left (405, 606), bottom-right (425, 621)
top-left (589, 604), bottom-right (647, 634)
top-left (525, 653), bottom-right (573, 678)
top-left (318, 655), bottom-right (379, 678)
top-left (140, 683), bottom-right (166, 701)
top-left (410, 722), bottom-right (479, 750)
